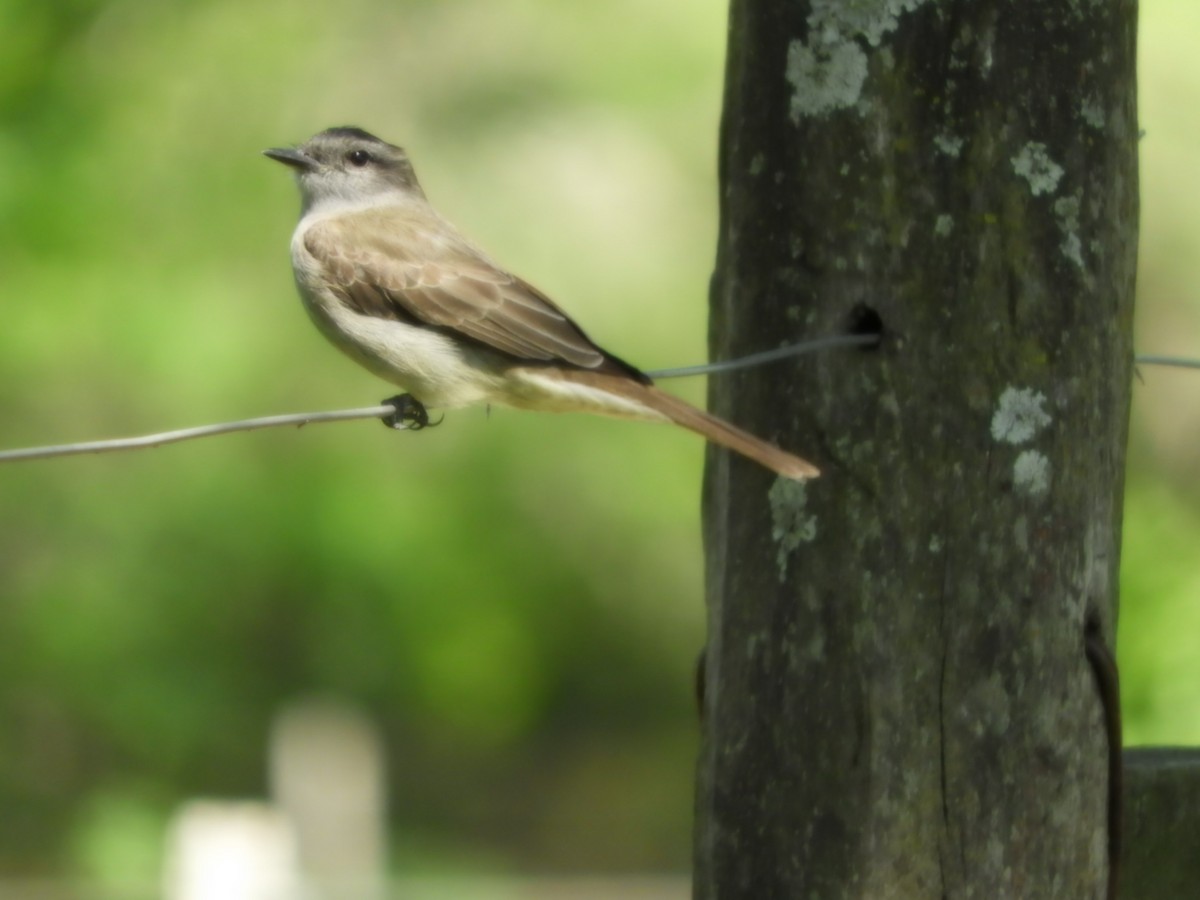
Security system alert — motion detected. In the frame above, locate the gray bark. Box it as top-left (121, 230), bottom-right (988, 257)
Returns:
top-left (696, 1), bottom-right (1138, 898)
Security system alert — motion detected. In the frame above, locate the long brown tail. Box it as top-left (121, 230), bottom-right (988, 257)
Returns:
top-left (515, 367), bottom-right (820, 479)
top-left (635, 384), bottom-right (819, 480)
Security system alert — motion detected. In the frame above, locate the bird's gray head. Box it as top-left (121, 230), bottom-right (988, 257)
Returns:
top-left (264, 126), bottom-right (424, 214)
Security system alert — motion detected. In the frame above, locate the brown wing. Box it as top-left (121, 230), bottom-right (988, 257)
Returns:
top-left (304, 209), bottom-right (647, 380)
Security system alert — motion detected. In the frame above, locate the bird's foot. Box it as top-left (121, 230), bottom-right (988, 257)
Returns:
top-left (380, 394), bottom-right (443, 431)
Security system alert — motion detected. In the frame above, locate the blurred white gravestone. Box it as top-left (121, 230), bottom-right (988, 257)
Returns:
top-left (269, 696), bottom-right (388, 900)
top-left (162, 801), bottom-right (300, 900)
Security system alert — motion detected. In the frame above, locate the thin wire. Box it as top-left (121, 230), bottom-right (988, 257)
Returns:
top-left (1, 338), bottom-right (1195, 465)
top-left (1, 333), bottom-right (876, 465)
top-left (0, 406), bottom-right (396, 464)
top-left (648, 333), bottom-right (880, 378)
top-left (1135, 354), bottom-right (1200, 370)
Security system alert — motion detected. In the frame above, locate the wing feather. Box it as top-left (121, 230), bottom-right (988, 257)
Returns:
top-left (303, 212), bottom-right (637, 374)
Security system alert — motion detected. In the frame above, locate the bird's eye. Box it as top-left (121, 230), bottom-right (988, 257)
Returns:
top-left (347, 149), bottom-right (371, 167)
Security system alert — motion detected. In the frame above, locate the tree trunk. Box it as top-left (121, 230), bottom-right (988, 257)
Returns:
top-left (696, 1), bottom-right (1138, 898)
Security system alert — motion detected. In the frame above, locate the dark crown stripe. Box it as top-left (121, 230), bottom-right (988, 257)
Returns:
top-left (322, 126), bottom-right (387, 144)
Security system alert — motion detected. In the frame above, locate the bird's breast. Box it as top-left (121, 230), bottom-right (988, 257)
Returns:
top-left (286, 225), bottom-right (505, 410)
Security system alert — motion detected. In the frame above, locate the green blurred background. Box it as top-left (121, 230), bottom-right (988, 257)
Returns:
top-left (0, 0), bottom-right (1197, 888)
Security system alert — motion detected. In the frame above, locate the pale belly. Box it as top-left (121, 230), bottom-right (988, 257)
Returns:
top-left (300, 291), bottom-right (508, 409)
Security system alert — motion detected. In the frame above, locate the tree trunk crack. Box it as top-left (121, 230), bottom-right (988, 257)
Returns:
top-left (936, 550), bottom-right (961, 895)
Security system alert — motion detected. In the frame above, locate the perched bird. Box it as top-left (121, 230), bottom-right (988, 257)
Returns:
top-left (265, 127), bottom-right (818, 480)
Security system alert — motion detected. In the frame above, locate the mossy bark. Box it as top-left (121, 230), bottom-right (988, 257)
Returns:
top-left (696, 1), bottom-right (1138, 897)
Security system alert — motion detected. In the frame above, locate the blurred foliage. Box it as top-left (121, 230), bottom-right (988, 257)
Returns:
top-left (1, 0), bottom-right (1198, 888)
top-left (0, 0), bottom-right (721, 881)
top-left (1122, 0), bottom-right (1200, 746)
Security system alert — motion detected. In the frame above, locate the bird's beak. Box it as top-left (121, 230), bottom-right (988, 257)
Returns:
top-left (263, 147), bottom-right (318, 171)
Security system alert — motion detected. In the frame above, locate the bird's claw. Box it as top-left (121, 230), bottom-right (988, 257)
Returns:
top-left (381, 394), bottom-right (443, 431)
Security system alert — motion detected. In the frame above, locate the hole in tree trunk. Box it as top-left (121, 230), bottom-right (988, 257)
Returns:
top-left (847, 304), bottom-right (883, 348)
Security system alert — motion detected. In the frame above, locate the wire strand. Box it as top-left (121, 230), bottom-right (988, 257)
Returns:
top-left (647, 333), bottom-right (879, 378)
top-left (0, 339), bottom-right (1195, 465)
top-left (0, 406), bottom-right (395, 464)
top-left (1, 333), bottom-right (875, 464)
top-left (1135, 354), bottom-right (1200, 370)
